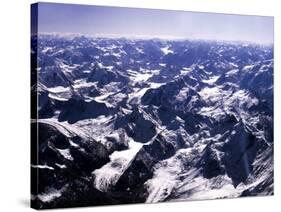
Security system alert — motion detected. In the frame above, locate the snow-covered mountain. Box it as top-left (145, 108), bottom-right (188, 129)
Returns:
top-left (31, 34), bottom-right (273, 209)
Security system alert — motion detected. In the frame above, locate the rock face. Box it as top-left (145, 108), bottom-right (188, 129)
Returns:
top-left (114, 108), bottom-right (157, 143)
top-left (57, 98), bottom-right (114, 124)
top-left (31, 121), bottom-right (112, 209)
top-left (31, 35), bottom-right (273, 209)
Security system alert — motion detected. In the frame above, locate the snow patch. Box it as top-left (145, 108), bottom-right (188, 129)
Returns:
top-left (225, 69), bottom-right (239, 77)
top-left (57, 148), bottom-right (73, 161)
top-left (127, 69), bottom-right (153, 82)
top-left (161, 46), bottom-right (174, 55)
top-left (93, 138), bottom-right (143, 192)
top-left (48, 86), bottom-right (70, 93)
top-left (202, 76), bottom-right (219, 85)
top-left (175, 87), bottom-right (189, 101)
top-left (31, 164), bottom-right (54, 170)
top-left (37, 187), bottom-right (63, 202)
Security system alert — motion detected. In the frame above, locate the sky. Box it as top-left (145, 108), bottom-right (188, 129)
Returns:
top-left (36, 2), bottom-right (274, 44)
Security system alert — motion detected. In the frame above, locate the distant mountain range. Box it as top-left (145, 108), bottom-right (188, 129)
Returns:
top-left (31, 35), bottom-right (273, 209)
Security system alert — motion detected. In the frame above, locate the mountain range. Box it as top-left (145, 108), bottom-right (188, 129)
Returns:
top-left (31, 34), bottom-right (273, 209)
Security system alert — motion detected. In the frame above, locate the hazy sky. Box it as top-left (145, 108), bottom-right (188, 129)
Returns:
top-left (36, 2), bottom-right (274, 44)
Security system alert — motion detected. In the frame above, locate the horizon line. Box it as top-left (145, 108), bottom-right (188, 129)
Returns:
top-left (34, 32), bottom-right (274, 46)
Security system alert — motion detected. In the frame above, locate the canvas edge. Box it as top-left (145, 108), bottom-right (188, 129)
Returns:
top-left (30, 2), bottom-right (40, 210)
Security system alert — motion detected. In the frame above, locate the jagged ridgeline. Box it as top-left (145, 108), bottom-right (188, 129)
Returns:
top-left (31, 34), bottom-right (273, 209)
